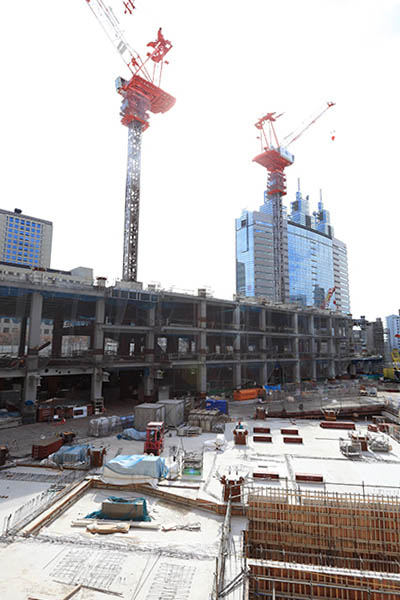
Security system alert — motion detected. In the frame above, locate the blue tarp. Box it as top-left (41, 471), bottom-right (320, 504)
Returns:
top-left (85, 496), bottom-right (151, 522)
top-left (117, 428), bottom-right (146, 441)
top-left (205, 398), bottom-right (228, 415)
top-left (264, 384), bottom-right (281, 391)
top-left (104, 454), bottom-right (169, 479)
top-left (51, 444), bottom-right (91, 465)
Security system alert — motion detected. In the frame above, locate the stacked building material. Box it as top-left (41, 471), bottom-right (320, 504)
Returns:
top-left (188, 409), bottom-right (220, 432)
top-left (32, 437), bottom-right (64, 459)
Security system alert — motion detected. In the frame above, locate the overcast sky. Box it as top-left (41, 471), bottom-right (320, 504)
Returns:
top-left (0, 0), bottom-right (399, 321)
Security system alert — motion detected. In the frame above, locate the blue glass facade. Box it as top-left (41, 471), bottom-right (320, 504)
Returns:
top-left (236, 212), bottom-right (255, 296)
top-left (236, 210), bottom-right (276, 298)
top-left (287, 223), bottom-right (334, 307)
top-left (235, 184), bottom-right (350, 312)
top-left (4, 215), bottom-right (41, 266)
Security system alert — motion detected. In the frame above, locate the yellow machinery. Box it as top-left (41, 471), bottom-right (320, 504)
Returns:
top-left (383, 349), bottom-right (400, 381)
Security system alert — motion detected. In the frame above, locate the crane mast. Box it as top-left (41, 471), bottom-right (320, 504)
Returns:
top-left (85, 0), bottom-right (175, 282)
top-left (253, 102), bottom-right (335, 303)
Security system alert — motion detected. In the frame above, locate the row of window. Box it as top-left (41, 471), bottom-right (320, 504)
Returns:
top-left (7, 216), bottom-right (42, 227)
top-left (3, 256), bottom-right (39, 264)
top-left (2, 327), bottom-right (50, 333)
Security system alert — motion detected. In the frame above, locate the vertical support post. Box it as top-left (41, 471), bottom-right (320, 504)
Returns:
top-left (234, 305), bottom-right (241, 389)
top-left (310, 314), bottom-right (317, 381)
top-left (23, 292), bottom-right (43, 421)
top-left (123, 120), bottom-right (143, 282)
top-left (293, 312), bottom-right (300, 384)
top-left (144, 305), bottom-right (155, 400)
top-left (51, 314), bottom-right (63, 358)
top-left (327, 316), bottom-right (335, 378)
top-left (91, 298), bottom-right (105, 404)
top-left (197, 299), bottom-right (207, 395)
top-left (18, 316), bottom-right (27, 357)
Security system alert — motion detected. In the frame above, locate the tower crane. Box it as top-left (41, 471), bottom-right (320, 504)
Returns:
top-left (321, 286), bottom-right (336, 310)
top-left (253, 102), bottom-right (335, 302)
top-left (84, 0), bottom-right (175, 282)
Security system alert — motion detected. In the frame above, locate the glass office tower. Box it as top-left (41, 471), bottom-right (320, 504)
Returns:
top-left (235, 186), bottom-right (350, 312)
top-left (236, 209), bottom-right (277, 299)
top-left (0, 208), bottom-right (53, 268)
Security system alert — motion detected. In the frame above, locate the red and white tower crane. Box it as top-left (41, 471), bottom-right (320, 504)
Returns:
top-left (253, 102), bottom-right (335, 302)
top-left (85, 0), bottom-right (175, 282)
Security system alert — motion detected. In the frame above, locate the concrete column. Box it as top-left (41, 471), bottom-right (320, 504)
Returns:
top-left (27, 292), bottom-right (43, 351)
top-left (143, 368), bottom-right (154, 398)
top-left (233, 305), bottom-right (242, 390)
top-left (310, 315), bottom-right (317, 381)
top-left (18, 316), bottom-right (27, 357)
top-left (145, 331), bottom-right (155, 361)
top-left (234, 363), bottom-right (241, 389)
top-left (148, 306), bottom-right (156, 328)
top-left (51, 314), bottom-right (63, 357)
top-left (233, 305), bottom-right (240, 330)
top-left (311, 360), bottom-right (317, 380)
top-left (329, 360), bottom-right (336, 378)
top-left (143, 306), bottom-right (156, 400)
top-left (261, 361), bottom-right (268, 385)
top-left (146, 307), bottom-right (156, 360)
top-left (293, 313), bottom-right (300, 384)
top-left (119, 335), bottom-right (131, 356)
top-left (259, 307), bottom-right (266, 331)
top-left (197, 316), bottom-right (207, 394)
top-left (198, 299), bottom-right (207, 329)
top-left (91, 298), bottom-right (105, 403)
top-left (261, 332), bottom-right (267, 378)
top-left (327, 316), bottom-right (335, 378)
top-left (197, 363), bottom-right (207, 394)
top-left (23, 292), bottom-right (43, 421)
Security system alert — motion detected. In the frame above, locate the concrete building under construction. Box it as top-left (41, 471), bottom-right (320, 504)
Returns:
top-left (0, 266), bottom-right (354, 421)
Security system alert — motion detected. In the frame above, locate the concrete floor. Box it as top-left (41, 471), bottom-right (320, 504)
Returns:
top-left (0, 391), bottom-right (399, 599)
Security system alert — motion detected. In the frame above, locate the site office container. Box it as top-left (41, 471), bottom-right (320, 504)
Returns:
top-left (159, 399), bottom-right (185, 427)
top-left (134, 402), bottom-right (166, 431)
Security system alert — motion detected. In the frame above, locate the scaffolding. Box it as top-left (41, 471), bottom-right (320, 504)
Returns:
top-left (247, 561), bottom-right (400, 600)
top-left (245, 487), bottom-right (400, 574)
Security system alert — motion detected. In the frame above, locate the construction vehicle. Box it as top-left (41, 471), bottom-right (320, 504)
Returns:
top-left (144, 421), bottom-right (164, 455)
top-left (84, 0), bottom-right (174, 282)
top-left (383, 349), bottom-right (400, 381)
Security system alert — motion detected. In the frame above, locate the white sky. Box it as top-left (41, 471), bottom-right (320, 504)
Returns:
top-left (0, 0), bottom-right (399, 321)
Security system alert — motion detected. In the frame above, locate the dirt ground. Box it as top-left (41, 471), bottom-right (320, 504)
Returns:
top-left (0, 398), bottom-right (137, 458)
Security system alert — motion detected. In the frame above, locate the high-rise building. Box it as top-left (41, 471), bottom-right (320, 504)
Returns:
top-left (386, 312), bottom-right (400, 352)
top-left (0, 208), bottom-right (52, 268)
top-left (365, 317), bottom-right (385, 356)
top-left (235, 184), bottom-right (351, 313)
top-left (332, 237), bottom-right (350, 314)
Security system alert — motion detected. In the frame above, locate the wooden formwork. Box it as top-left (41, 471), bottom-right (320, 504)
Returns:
top-left (246, 488), bottom-right (400, 573)
top-left (248, 561), bottom-right (400, 600)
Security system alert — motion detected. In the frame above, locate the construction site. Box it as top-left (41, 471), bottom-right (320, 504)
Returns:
top-left (0, 1), bottom-right (399, 599)
top-left (1, 391), bottom-right (400, 600)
